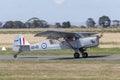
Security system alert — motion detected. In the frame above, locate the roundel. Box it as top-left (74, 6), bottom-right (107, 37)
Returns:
top-left (41, 43), bottom-right (47, 49)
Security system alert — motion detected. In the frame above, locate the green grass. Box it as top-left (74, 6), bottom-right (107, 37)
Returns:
top-left (0, 48), bottom-right (120, 80)
top-left (0, 60), bottom-right (120, 80)
top-left (0, 48), bottom-right (120, 56)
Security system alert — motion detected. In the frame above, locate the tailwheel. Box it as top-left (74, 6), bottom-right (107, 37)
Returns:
top-left (14, 54), bottom-right (18, 58)
top-left (13, 47), bottom-right (22, 58)
top-left (13, 52), bottom-right (21, 58)
top-left (74, 53), bottom-right (80, 58)
top-left (82, 52), bottom-right (88, 58)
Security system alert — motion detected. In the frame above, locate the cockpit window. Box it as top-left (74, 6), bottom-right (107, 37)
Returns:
top-left (49, 40), bottom-right (60, 44)
top-left (67, 37), bottom-right (75, 41)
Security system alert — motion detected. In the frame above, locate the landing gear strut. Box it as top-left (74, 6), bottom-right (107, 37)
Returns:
top-left (13, 47), bottom-right (22, 58)
top-left (79, 48), bottom-right (88, 58)
top-left (14, 53), bottom-right (19, 58)
top-left (14, 51), bottom-right (21, 58)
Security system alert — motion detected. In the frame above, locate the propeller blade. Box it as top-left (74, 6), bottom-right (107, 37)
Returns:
top-left (96, 32), bottom-right (103, 39)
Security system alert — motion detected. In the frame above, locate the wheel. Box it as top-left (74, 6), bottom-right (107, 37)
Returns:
top-left (14, 54), bottom-right (17, 58)
top-left (82, 52), bottom-right (88, 58)
top-left (74, 53), bottom-right (80, 58)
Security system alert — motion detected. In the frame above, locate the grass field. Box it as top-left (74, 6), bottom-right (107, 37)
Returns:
top-left (0, 48), bottom-right (119, 80)
top-left (0, 59), bottom-right (120, 80)
top-left (0, 48), bottom-right (120, 56)
top-left (0, 28), bottom-right (120, 80)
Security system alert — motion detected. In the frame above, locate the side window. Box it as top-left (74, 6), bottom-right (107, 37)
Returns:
top-left (67, 37), bottom-right (78, 41)
top-left (49, 40), bottom-right (54, 44)
top-left (49, 40), bottom-right (60, 44)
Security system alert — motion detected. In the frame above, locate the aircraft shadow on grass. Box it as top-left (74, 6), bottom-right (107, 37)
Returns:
top-left (51, 55), bottom-right (109, 60)
top-left (18, 55), bottom-right (109, 60)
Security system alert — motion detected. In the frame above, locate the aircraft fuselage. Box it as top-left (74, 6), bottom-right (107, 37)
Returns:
top-left (28, 36), bottom-right (99, 51)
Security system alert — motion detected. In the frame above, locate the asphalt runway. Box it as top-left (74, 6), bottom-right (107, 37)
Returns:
top-left (0, 55), bottom-right (120, 60)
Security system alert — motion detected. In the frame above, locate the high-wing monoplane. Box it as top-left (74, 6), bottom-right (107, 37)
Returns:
top-left (13, 30), bottom-right (102, 58)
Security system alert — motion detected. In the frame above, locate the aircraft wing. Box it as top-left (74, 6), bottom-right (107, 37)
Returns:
top-left (77, 32), bottom-right (98, 37)
top-left (35, 30), bottom-right (98, 39)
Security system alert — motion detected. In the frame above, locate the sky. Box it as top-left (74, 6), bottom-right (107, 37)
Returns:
top-left (0, 0), bottom-right (120, 25)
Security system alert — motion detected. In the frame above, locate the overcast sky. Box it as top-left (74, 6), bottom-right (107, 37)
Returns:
top-left (0, 0), bottom-right (120, 24)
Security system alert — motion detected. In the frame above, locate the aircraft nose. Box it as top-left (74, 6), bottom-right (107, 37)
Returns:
top-left (96, 32), bottom-right (103, 39)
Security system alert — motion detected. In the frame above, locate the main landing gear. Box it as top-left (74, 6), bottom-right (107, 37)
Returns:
top-left (79, 48), bottom-right (88, 58)
top-left (74, 48), bottom-right (88, 58)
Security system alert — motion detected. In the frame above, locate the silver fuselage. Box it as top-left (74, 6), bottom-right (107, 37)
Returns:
top-left (29, 37), bottom-right (99, 51)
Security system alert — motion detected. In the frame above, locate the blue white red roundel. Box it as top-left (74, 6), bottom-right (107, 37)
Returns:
top-left (41, 43), bottom-right (47, 49)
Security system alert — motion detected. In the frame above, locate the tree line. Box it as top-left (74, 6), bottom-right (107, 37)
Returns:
top-left (0, 15), bottom-right (120, 28)
top-left (0, 17), bottom-right (71, 28)
top-left (86, 15), bottom-right (111, 28)
top-left (86, 15), bottom-right (120, 28)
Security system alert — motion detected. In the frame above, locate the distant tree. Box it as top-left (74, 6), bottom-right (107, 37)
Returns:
top-left (32, 20), bottom-right (40, 28)
top-left (0, 22), bottom-right (2, 28)
top-left (62, 21), bottom-right (71, 28)
top-left (25, 22), bottom-right (30, 28)
top-left (3, 21), bottom-right (25, 28)
top-left (3, 21), bottom-right (14, 28)
top-left (27, 17), bottom-right (40, 28)
top-left (55, 22), bottom-right (61, 28)
top-left (112, 20), bottom-right (120, 27)
top-left (13, 21), bottom-right (25, 28)
top-left (28, 17), bottom-right (40, 22)
top-left (67, 21), bottom-right (71, 28)
top-left (86, 18), bottom-right (96, 27)
top-left (27, 17), bottom-right (49, 28)
top-left (99, 15), bottom-right (111, 28)
top-left (38, 20), bottom-right (49, 28)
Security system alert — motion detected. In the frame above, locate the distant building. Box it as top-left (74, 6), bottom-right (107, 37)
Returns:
top-left (112, 20), bottom-right (120, 27)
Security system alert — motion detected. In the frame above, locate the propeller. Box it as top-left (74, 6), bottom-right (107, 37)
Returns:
top-left (96, 32), bottom-right (103, 39)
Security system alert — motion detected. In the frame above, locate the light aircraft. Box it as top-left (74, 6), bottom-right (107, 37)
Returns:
top-left (13, 30), bottom-right (102, 58)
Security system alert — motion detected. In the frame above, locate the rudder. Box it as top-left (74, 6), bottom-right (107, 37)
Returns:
top-left (13, 34), bottom-right (30, 52)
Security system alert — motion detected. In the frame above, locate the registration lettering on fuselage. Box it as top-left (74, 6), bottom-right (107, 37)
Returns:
top-left (31, 45), bottom-right (39, 49)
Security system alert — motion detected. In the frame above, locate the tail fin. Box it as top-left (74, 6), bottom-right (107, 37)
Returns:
top-left (13, 34), bottom-right (30, 52)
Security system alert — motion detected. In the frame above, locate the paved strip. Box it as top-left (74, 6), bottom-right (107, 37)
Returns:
top-left (0, 55), bottom-right (119, 60)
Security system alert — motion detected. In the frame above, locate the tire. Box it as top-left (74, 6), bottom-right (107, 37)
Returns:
top-left (74, 53), bottom-right (80, 58)
top-left (14, 55), bottom-right (17, 58)
top-left (82, 52), bottom-right (88, 58)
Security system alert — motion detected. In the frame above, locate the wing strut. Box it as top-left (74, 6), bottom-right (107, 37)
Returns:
top-left (64, 38), bottom-right (79, 52)
top-left (65, 38), bottom-right (80, 58)
top-left (65, 39), bottom-right (74, 49)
